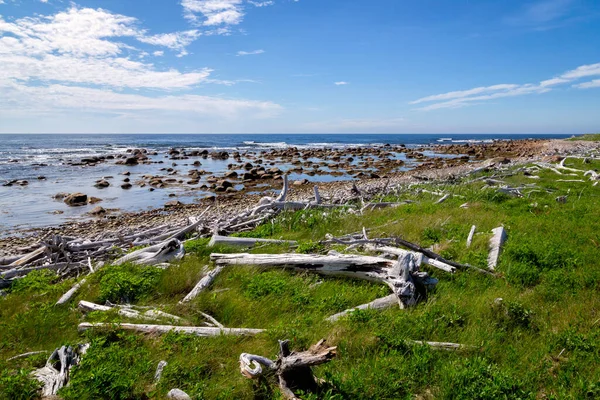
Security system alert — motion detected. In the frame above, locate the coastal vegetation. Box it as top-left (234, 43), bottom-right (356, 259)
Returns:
top-left (569, 133), bottom-right (600, 141)
top-left (1, 157), bottom-right (600, 399)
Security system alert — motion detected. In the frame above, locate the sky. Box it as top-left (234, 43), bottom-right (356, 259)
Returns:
top-left (0, 0), bottom-right (599, 134)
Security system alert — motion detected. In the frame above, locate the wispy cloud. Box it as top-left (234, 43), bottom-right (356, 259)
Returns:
top-left (504, 0), bottom-right (576, 27)
top-left (181, 0), bottom-right (274, 31)
top-left (237, 49), bottom-right (264, 56)
top-left (334, 81), bottom-right (348, 86)
top-left (411, 62), bottom-right (600, 110)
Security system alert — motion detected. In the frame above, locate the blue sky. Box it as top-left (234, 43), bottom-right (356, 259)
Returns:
top-left (0, 0), bottom-right (599, 134)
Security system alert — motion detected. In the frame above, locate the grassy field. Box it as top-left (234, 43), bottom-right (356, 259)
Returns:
top-left (569, 133), bottom-right (600, 142)
top-left (1, 158), bottom-right (600, 399)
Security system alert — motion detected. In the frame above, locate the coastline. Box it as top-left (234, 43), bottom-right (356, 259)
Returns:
top-left (1, 137), bottom-right (596, 256)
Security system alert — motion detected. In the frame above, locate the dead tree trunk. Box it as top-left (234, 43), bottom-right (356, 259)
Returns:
top-left (239, 339), bottom-right (336, 400)
top-left (32, 344), bottom-right (89, 396)
top-left (78, 322), bottom-right (263, 337)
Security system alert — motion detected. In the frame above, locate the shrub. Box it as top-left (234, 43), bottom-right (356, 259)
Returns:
top-left (97, 264), bottom-right (162, 304)
top-left (9, 270), bottom-right (57, 294)
top-left (61, 334), bottom-right (152, 400)
top-left (0, 368), bottom-right (41, 400)
top-left (296, 240), bottom-right (325, 254)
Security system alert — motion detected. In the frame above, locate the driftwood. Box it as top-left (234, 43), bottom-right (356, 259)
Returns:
top-left (180, 266), bottom-right (224, 303)
top-left (211, 252), bottom-right (437, 308)
top-left (113, 239), bottom-right (184, 266)
top-left (7, 350), bottom-right (49, 362)
top-left (239, 339), bottom-right (336, 400)
top-left (77, 301), bottom-right (186, 323)
top-left (56, 278), bottom-right (87, 306)
top-left (488, 227), bottom-right (507, 271)
top-left (154, 360), bottom-right (168, 383)
top-left (363, 244), bottom-right (456, 274)
top-left (408, 340), bottom-right (476, 351)
top-left (78, 322), bottom-right (264, 337)
top-left (208, 235), bottom-right (297, 248)
top-left (167, 389), bottom-right (192, 400)
top-left (32, 344), bottom-right (89, 396)
top-left (466, 225), bottom-right (476, 248)
top-left (326, 294), bottom-right (398, 322)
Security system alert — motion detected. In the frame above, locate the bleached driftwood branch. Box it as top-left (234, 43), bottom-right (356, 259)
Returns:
top-left (239, 339), bottom-right (336, 400)
top-left (78, 322), bottom-right (263, 337)
top-left (32, 344), bottom-right (89, 396)
top-left (488, 227), bottom-right (507, 271)
top-left (180, 266), bottom-right (224, 304)
top-left (208, 235), bottom-right (297, 248)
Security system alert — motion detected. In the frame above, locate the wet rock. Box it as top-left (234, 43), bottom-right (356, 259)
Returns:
top-left (94, 180), bottom-right (110, 188)
top-left (224, 171), bottom-right (238, 179)
top-left (165, 200), bottom-right (183, 208)
top-left (37, 176), bottom-right (46, 180)
top-left (293, 179), bottom-right (309, 186)
top-left (122, 171), bottom-right (131, 176)
top-left (88, 197), bottom-right (103, 204)
top-left (121, 183), bottom-right (132, 189)
top-left (124, 157), bottom-right (139, 166)
top-left (64, 193), bottom-right (88, 207)
top-left (17, 180), bottom-right (28, 186)
top-left (90, 206), bottom-right (106, 216)
top-left (53, 192), bottom-right (69, 200)
top-left (123, 178), bottom-right (130, 183)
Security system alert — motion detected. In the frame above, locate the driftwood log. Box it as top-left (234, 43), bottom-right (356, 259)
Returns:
top-left (488, 227), bottom-right (507, 270)
top-left (180, 266), bottom-right (223, 304)
top-left (208, 235), bottom-right (297, 248)
top-left (240, 339), bottom-right (336, 400)
top-left (32, 344), bottom-right (89, 396)
top-left (113, 239), bottom-right (185, 266)
top-left (211, 252), bottom-right (437, 308)
top-left (78, 322), bottom-right (263, 337)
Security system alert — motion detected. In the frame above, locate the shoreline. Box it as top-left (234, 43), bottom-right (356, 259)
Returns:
top-left (1, 137), bottom-right (597, 256)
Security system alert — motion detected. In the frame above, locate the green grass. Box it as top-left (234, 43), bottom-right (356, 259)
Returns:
top-left (568, 133), bottom-right (600, 141)
top-left (1, 159), bottom-right (600, 399)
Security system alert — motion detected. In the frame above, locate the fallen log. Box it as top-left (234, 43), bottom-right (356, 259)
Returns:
top-left (487, 227), bottom-right (507, 271)
top-left (326, 294), bottom-right (398, 322)
top-left (208, 235), bottom-right (297, 248)
top-left (32, 344), bottom-right (89, 397)
top-left (113, 238), bottom-right (184, 266)
top-left (211, 252), bottom-right (435, 308)
top-left (180, 266), bottom-right (224, 303)
top-left (8, 246), bottom-right (46, 267)
top-left (408, 340), bottom-right (476, 351)
top-left (7, 350), bottom-right (49, 362)
top-left (239, 339), bottom-right (336, 400)
top-left (466, 225), bottom-right (476, 248)
top-left (78, 322), bottom-right (264, 337)
top-left (56, 278), bottom-right (87, 306)
top-left (364, 244), bottom-right (456, 274)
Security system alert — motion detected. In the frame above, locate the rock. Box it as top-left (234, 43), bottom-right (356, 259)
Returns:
top-left (64, 193), bottom-right (88, 206)
top-left (193, 161), bottom-right (202, 166)
top-left (122, 171), bottom-right (131, 176)
top-left (121, 183), bottom-right (132, 189)
top-left (17, 180), bottom-right (28, 186)
top-left (123, 178), bottom-right (130, 183)
top-left (88, 197), bottom-right (103, 204)
top-left (90, 206), bottom-right (106, 215)
top-left (218, 180), bottom-right (233, 189)
top-left (293, 179), bottom-right (309, 186)
top-left (53, 192), bottom-right (69, 200)
top-left (243, 162), bottom-right (253, 170)
top-left (167, 389), bottom-right (191, 400)
top-left (224, 171), bottom-right (238, 178)
top-left (225, 187), bottom-right (236, 193)
top-left (37, 176), bottom-right (46, 180)
top-left (124, 157), bottom-right (139, 166)
top-left (165, 200), bottom-right (183, 208)
top-left (94, 180), bottom-right (110, 188)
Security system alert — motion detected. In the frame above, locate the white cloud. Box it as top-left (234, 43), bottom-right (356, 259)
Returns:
top-left (153, 50), bottom-right (164, 56)
top-left (0, 5), bottom-right (282, 123)
top-left (412, 62), bottom-right (600, 110)
top-left (574, 79), bottom-right (600, 89)
top-left (181, 0), bottom-right (274, 29)
top-left (237, 49), bottom-right (264, 56)
top-left (334, 81), bottom-right (348, 85)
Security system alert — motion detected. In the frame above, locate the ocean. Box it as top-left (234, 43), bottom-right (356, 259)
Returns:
top-left (0, 133), bottom-right (572, 232)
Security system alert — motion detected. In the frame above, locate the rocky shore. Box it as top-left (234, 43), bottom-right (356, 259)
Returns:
top-left (1, 137), bottom-right (596, 256)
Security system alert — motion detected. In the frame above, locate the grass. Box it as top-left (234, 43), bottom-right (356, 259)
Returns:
top-left (568, 133), bottom-right (600, 142)
top-left (1, 158), bottom-right (600, 399)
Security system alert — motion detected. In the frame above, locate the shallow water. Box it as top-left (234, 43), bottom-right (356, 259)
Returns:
top-left (0, 133), bottom-right (571, 232)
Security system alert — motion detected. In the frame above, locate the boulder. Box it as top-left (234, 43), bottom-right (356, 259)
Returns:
top-left (94, 180), bottom-right (110, 188)
top-left (88, 197), bottom-right (102, 204)
top-left (165, 200), bottom-right (183, 208)
top-left (121, 183), bottom-right (132, 189)
top-left (124, 157), bottom-right (139, 166)
top-left (64, 193), bottom-right (88, 207)
top-left (90, 206), bottom-right (106, 215)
